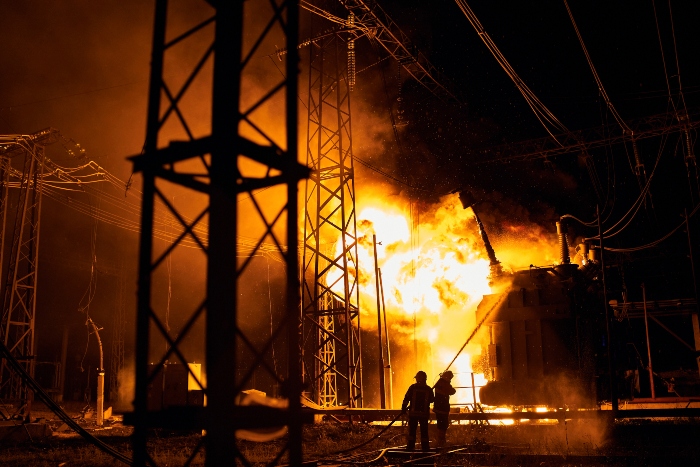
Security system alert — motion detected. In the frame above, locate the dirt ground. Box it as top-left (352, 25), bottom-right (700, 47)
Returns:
top-left (2, 402), bottom-right (700, 466)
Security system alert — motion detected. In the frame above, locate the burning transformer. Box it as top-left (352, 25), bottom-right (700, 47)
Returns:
top-left (458, 191), bottom-right (606, 408)
top-left (475, 247), bottom-right (603, 408)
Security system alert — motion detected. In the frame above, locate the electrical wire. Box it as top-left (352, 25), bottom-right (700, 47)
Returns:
top-left (596, 132), bottom-right (669, 241)
top-left (602, 201), bottom-right (700, 253)
top-left (300, 0), bottom-right (357, 28)
top-left (5, 146), bottom-right (288, 259)
top-left (564, 0), bottom-right (630, 134)
top-left (453, 0), bottom-right (571, 143)
top-left (267, 256), bottom-right (278, 376)
top-left (566, 131), bottom-right (669, 236)
top-left (0, 340), bottom-right (132, 465)
top-left (324, 412), bottom-right (404, 456)
top-left (652, 0), bottom-right (679, 115)
top-left (77, 184), bottom-right (101, 315)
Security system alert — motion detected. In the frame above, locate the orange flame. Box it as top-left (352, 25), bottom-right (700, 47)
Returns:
top-left (327, 191), bottom-right (559, 408)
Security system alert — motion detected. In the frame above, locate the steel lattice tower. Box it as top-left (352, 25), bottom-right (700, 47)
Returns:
top-left (302, 32), bottom-right (362, 408)
top-left (0, 131), bottom-right (54, 419)
top-left (128, 1), bottom-right (306, 465)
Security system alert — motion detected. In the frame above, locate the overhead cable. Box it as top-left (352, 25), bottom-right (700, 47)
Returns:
top-left (453, 0), bottom-right (571, 143)
top-left (603, 200), bottom-right (700, 253)
top-left (0, 340), bottom-right (133, 465)
top-left (564, 0), bottom-right (630, 134)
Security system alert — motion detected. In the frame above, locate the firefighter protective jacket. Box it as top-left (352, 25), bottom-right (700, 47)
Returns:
top-left (433, 377), bottom-right (456, 414)
top-left (401, 382), bottom-right (435, 417)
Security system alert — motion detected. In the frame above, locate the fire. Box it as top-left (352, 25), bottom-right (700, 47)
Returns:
top-left (323, 190), bottom-right (560, 408)
top-left (331, 194), bottom-right (496, 407)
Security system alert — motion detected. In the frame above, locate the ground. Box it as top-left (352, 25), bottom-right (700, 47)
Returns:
top-left (1, 402), bottom-right (700, 465)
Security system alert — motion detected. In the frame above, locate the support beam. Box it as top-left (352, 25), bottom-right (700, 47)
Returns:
top-left (129, 1), bottom-right (305, 465)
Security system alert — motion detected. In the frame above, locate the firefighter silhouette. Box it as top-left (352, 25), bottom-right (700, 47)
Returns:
top-left (433, 370), bottom-right (456, 447)
top-left (401, 370), bottom-right (435, 451)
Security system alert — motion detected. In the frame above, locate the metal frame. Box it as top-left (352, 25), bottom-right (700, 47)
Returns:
top-left (302, 31), bottom-right (362, 408)
top-left (128, 1), bottom-right (305, 465)
top-left (339, 0), bottom-right (460, 103)
top-left (0, 136), bottom-right (49, 419)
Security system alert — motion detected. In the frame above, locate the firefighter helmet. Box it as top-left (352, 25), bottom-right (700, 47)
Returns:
top-left (414, 370), bottom-right (427, 382)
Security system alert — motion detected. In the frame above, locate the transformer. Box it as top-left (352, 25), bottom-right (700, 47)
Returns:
top-left (476, 263), bottom-right (602, 408)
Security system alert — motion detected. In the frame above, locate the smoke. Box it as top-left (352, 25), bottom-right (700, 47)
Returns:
top-left (115, 361), bottom-right (134, 413)
top-left (448, 415), bottom-right (611, 455)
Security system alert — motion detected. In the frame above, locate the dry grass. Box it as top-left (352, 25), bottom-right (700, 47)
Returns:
top-left (2, 408), bottom-right (700, 466)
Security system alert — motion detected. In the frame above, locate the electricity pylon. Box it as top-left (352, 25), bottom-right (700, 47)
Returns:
top-left (127, 1), bottom-right (306, 465)
top-left (302, 30), bottom-right (363, 408)
top-left (0, 128), bottom-right (57, 420)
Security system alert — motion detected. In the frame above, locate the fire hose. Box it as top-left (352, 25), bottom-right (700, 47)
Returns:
top-left (438, 293), bottom-right (507, 378)
top-left (0, 340), bottom-right (133, 465)
top-left (323, 411), bottom-right (404, 458)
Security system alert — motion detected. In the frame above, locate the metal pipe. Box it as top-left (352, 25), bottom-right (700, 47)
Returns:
top-left (373, 234), bottom-right (386, 408)
top-left (471, 372), bottom-right (477, 408)
top-left (641, 284), bottom-right (655, 399)
top-left (598, 204), bottom-right (618, 412)
top-left (378, 268), bottom-right (392, 408)
top-left (87, 318), bottom-right (104, 426)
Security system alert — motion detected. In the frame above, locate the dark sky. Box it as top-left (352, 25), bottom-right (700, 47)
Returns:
top-left (367, 1), bottom-right (700, 285)
top-left (2, 0), bottom-right (700, 399)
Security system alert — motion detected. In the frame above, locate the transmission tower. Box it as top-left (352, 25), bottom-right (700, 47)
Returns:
top-left (302, 29), bottom-right (362, 408)
top-left (299, 1), bottom-right (464, 408)
top-left (127, 1), bottom-right (305, 465)
top-left (0, 129), bottom-right (57, 420)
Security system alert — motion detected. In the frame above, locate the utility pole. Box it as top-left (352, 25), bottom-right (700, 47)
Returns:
top-left (373, 235), bottom-right (386, 408)
top-left (598, 205), bottom-right (618, 412)
top-left (87, 318), bottom-right (105, 426)
top-left (379, 268), bottom-right (393, 408)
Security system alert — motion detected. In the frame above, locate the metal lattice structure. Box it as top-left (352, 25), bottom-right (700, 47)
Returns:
top-left (302, 31), bottom-right (362, 408)
top-left (339, 0), bottom-right (461, 104)
top-left (0, 129), bottom-right (57, 418)
top-left (474, 108), bottom-right (700, 165)
top-left (127, 1), bottom-right (306, 465)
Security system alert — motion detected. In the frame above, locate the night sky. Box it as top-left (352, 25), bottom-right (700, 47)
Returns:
top-left (2, 0), bottom-right (700, 403)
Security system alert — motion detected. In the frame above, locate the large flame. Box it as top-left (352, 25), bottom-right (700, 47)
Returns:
top-left (324, 191), bottom-right (560, 408)
top-left (323, 194), bottom-right (492, 407)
